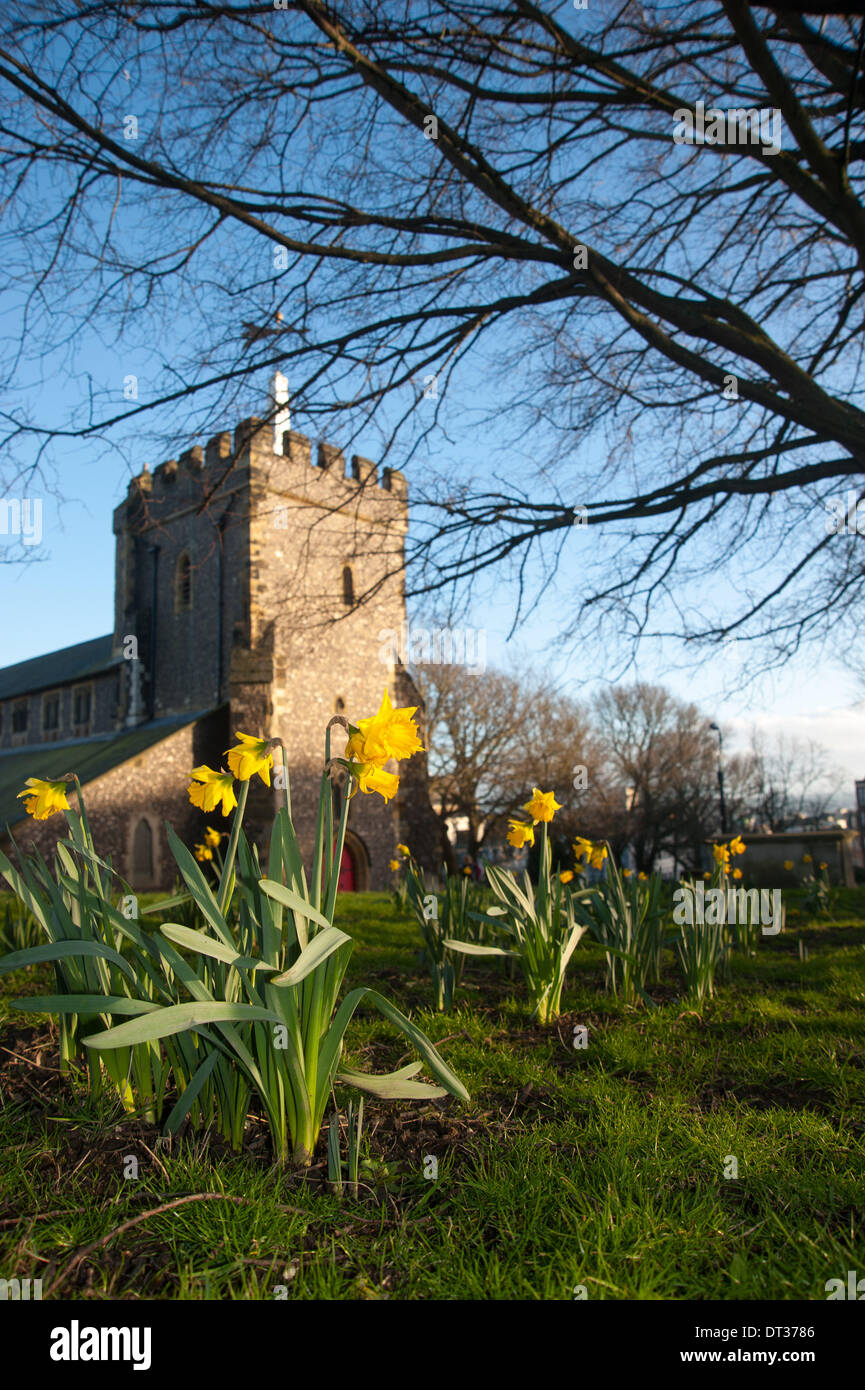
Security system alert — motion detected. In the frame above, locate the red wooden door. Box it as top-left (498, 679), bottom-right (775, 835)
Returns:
top-left (338, 845), bottom-right (356, 892)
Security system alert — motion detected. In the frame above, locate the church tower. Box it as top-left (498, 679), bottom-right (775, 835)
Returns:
top-left (110, 379), bottom-right (438, 887)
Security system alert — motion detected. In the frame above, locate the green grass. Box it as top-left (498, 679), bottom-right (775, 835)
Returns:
top-left (1, 889), bottom-right (863, 1300)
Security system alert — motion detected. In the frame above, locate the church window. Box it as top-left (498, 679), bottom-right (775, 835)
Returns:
top-left (132, 817), bottom-right (154, 881)
top-left (11, 701), bottom-right (28, 735)
top-left (175, 551), bottom-right (193, 612)
top-left (72, 686), bottom-right (92, 730)
top-left (342, 564), bottom-right (355, 607)
top-left (42, 692), bottom-right (60, 733)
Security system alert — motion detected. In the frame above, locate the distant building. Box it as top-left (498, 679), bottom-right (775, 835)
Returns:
top-left (0, 385), bottom-right (438, 889)
top-left (707, 830), bottom-right (857, 886)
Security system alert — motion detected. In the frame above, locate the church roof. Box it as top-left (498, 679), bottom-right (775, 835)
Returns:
top-left (0, 711), bottom-right (208, 834)
top-left (0, 634), bottom-right (119, 701)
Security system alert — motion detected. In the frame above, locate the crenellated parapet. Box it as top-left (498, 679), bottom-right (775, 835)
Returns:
top-left (117, 411), bottom-right (408, 518)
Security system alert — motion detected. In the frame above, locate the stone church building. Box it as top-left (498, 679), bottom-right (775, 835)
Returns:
top-left (0, 383), bottom-right (438, 890)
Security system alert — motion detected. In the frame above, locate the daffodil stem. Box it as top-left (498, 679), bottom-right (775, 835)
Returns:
top-left (539, 821), bottom-right (549, 919)
top-left (217, 779), bottom-right (249, 916)
top-left (311, 729), bottom-right (330, 915)
top-left (324, 773), bottom-right (352, 923)
top-left (323, 726), bottom-right (334, 903)
top-left (69, 775), bottom-right (104, 896)
top-left (59, 1016), bottom-right (75, 1073)
top-left (305, 725), bottom-right (338, 1107)
top-left (280, 746), bottom-right (292, 821)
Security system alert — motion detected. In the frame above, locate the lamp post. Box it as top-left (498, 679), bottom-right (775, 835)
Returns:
top-left (709, 722), bottom-right (728, 836)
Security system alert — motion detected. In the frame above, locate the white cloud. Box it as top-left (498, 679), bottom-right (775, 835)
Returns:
top-left (723, 703), bottom-right (865, 794)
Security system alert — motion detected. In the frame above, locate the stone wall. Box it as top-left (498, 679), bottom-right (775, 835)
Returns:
top-left (709, 830), bottom-right (857, 887)
top-left (6, 714), bottom-right (230, 891)
top-left (112, 441), bottom-right (250, 720)
top-left (237, 420), bottom-right (420, 887)
top-left (0, 668), bottom-right (120, 750)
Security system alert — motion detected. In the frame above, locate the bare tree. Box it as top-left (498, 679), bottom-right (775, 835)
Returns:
top-left (2, 2), bottom-right (865, 662)
top-left (588, 683), bottom-right (721, 872)
top-left (738, 728), bottom-right (845, 829)
top-left (717, 747), bottom-right (765, 833)
top-left (417, 659), bottom-right (596, 859)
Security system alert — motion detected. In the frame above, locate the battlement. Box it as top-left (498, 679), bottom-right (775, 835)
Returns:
top-left (123, 414), bottom-right (407, 505)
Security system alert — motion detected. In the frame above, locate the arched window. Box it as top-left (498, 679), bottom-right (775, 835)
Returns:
top-left (175, 551), bottom-right (192, 612)
top-left (342, 564), bottom-right (355, 607)
top-left (132, 818), bottom-right (154, 881)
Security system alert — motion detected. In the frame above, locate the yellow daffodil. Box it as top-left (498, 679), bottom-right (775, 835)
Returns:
top-left (729, 835), bottom-right (746, 856)
top-left (388, 859), bottom-right (400, 872)
top-left (713, 843), bottom-right (730, 872)
top-left (352, 762), bottom-right (399, 803)
top-left (559, 870), bottom-right (574, 884)
top-left (194, 844), bottom-right (213, 862)
top-left (507, 819), bottom-right (535, 849)
top-left (819, 861), bottom-right (828, 871)
top-left (573, 836), bottom-right (607, 869)
top-left (345, 732), bottom-right (366, 764)
top-left (732, 867), bottom-right (743, 880)
top-left (348, 689), bottom-right (424, 764)
top-left (204, 826), bottom-right (222, 849)
top-left (522, 787), bottom-right (562, 824)
top-left (16, 777), bottom-right (71, 821)
top-left (703, 872), bottom-right (712, 880)
top-left (802, 854), bottom-right (812, 864)
top-left (463, 865), bottom-right (472, 875)
top-left (623, 868), bottom-right (633, 878)
top-left (783, 859), bottom-right (794, 871)
top-left (226, 732), bottom-right (273, 786)
top-left (188, 766), bottom-right (238, 817)
top-left (397, 843), bottom-right (410, 857)
top-left (638, 871), bottom-right (647, 881)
